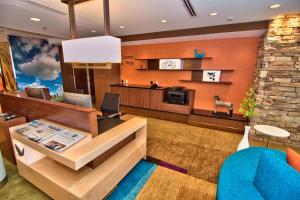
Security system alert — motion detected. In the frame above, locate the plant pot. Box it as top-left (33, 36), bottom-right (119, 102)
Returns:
top-left (237, 126), bottom-right (250, 151)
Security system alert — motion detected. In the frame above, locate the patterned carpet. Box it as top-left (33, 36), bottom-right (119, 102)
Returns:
top-left (144, 116), bottom-right (241, 183)
top-left (1, 114), bottom-right (295, 200)
top-left (137, 166), bottom-right (216, 200)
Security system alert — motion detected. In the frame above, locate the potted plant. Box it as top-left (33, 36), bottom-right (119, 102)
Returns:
top-left (237, 88), bottom-right (256, 151)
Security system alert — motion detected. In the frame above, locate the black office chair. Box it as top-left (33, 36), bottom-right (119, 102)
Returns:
top-left (98, 92), bottom-right (121, 120)
top-left (97, 93), bottom-right (122, 134)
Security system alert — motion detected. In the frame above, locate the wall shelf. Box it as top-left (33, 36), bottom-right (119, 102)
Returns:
top-left (179, 80), bottom-right (232, 84)
top-left (135, 57), bottom-right (234, 84)
top-left (136, 69), bottom-right (234, 72)
top-left (135, 57), bottom-right (213, 60)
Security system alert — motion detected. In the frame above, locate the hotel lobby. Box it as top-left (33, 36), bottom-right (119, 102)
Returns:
top-left (0, 0), bottom-right (299, 199)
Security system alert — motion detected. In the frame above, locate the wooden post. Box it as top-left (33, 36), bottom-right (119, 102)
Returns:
top-left (103, 0), bottom-right (111, 35)
top-left (67, 1), bottom-right (78, 39)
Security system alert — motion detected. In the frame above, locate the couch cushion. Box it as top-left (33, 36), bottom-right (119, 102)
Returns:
top-left (254, 151), bottom-right (300, 200)
top-left (217, 147), bottom-right (285, 200)
top-left (287, 148), bottom-right (300, 172)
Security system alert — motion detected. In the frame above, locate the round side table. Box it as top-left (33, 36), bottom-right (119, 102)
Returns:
top-left (0, 150), bottom-right (7, 189)
top-left (254, 125), bottom-right (290, 148)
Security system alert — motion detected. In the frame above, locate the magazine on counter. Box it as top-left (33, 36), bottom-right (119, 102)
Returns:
top-left (41, 130), bottom-right (85, 152)
top-left (15, 120), bottom-right (85, 152)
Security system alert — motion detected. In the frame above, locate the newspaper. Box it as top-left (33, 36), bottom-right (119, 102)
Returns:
top-left (41, 130), bottom-right (85, 152)
top-left (15, 120), bottom-right (85, 152)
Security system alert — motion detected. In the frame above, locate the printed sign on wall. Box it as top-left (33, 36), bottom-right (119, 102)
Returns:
top-left (159, 59), bottom-right (182, 70)
top-left (202, 70), bottom-right (221, 82)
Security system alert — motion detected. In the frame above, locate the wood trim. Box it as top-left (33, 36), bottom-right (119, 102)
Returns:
top-left (61, 0), bottom-right (91, 5)
top-left (11, 117), bottom-right (146, 170)
top-left (120, 21), bottom-right (269, 42)
top-left (0, 115), bottom-right (26, 164)
top-left (68, 1), bottom-right (78, 39)
top-left (0, 92), bottom-right (98, 136)
top-left (1, 27), bottom-right (67, 40)
top-left (120, 105), bottom-right (245, 133)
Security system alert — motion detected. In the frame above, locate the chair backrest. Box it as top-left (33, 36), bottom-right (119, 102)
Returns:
top-left (100, 93), bottom-right (120, 114)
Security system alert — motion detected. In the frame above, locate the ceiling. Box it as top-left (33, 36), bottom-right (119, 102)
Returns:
top-left (0, 0), bottom-right (299, 39)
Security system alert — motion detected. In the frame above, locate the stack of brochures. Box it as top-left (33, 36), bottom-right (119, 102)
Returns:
top-left (15, 120), bottom-right (85, 152)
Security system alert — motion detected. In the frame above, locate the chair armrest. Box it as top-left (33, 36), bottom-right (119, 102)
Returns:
top-left (97, 112), bottom-right (121, 120)
top-left (107, 112), bottom-right (121, 118)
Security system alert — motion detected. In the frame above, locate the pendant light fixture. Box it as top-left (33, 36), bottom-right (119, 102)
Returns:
top-left (61, 0), bottom-right (121, 65)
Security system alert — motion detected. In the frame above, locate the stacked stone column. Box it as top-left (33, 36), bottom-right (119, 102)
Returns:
top-left (251, 14), bottom-right (300, 147)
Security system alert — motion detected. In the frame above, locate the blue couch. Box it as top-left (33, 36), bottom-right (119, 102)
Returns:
top-left (217, 147), bottom-right (286, 200)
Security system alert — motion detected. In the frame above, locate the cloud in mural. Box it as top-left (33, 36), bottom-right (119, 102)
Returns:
top-left (17, 81), bottom-right (46, 89)
top-left (9, 35), bottom-right (63, 96)
top-left (18, 54), bottom-right (61, 81)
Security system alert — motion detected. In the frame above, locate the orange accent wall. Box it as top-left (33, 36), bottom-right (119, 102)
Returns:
top-left (121, 37), bottom-right (260, 113)
top-left (0, 78), bottom-right (3, 91)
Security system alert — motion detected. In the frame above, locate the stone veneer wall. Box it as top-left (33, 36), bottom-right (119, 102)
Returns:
top-left (251, 14), bottom-right (300, 147)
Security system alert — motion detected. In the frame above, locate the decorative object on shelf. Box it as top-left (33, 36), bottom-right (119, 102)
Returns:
top-left (121, 80), bottom-right (128, 86)
top-left (150, 81), bottom-right (159, 89)
top-left (202, 70), bottom-right (221, 82)
top-left (237, 88), bottom-right (256, 151)
top-left (194, 49), bottom-right (205, 58)
top-left (213, 95), bottom-right (233, 117)
top-left (159, 59), bottom-right (182, 70)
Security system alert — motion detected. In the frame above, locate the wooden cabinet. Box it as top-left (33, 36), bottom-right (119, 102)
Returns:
top-left (110, 85), bottom-right (194, 115)
top-left (149, 90), bottom-right (163, 110)
top-left (110, 86), bottom-right (163, 111)
top-left (0, 115), bottom-right (26, 164)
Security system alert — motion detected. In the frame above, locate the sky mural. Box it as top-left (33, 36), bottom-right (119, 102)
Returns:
top-left (9, 35), bottom-right (63, 96)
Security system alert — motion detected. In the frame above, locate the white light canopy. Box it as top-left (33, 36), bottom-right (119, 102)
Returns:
top-left (62, 36), bottom-right (121, 63)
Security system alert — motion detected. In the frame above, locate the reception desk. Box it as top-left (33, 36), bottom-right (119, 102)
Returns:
top-left (0, 92), bottom-right (147, 200)
top-left (11, 118), bottom-right (146, 200)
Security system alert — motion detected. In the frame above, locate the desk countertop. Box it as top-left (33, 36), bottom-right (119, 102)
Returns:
top-left (110, 83), bottom-right (166, 90)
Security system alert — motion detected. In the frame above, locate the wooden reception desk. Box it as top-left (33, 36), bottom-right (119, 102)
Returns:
top-left (11, 118), bottom-right (146, 200)
top-left (0, 92), bottom-right (147, 200)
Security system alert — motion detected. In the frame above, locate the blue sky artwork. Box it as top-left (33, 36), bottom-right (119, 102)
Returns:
top-left (9, 35), bottom-right (63, 96)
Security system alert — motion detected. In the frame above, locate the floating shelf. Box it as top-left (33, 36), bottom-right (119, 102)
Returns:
top-left (135, 57), bottom-right (213, 60)
top-left (179, 80), bottom-right (233, 84)
top-left (136, 69), bottom-right (234, 72)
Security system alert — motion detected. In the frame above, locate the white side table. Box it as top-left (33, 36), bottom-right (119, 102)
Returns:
top-left (254, 125), bottom-right (290, 148)
top-left (0, 150), bottom-right (7, 189)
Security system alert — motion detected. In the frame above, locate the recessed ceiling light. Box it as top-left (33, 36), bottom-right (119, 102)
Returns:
top-left (30, 17), bottom-right (41, 22)
top-left (91, 30), bottom-right (96, 33)
top-left (120, 26), bottom-right (125, 29)
top-left (270, 4), bottom-right (281, 9)
top-left (209, 12), bottom-right (218, 16)
top-left (160, 19), bottom-right (168, 23)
